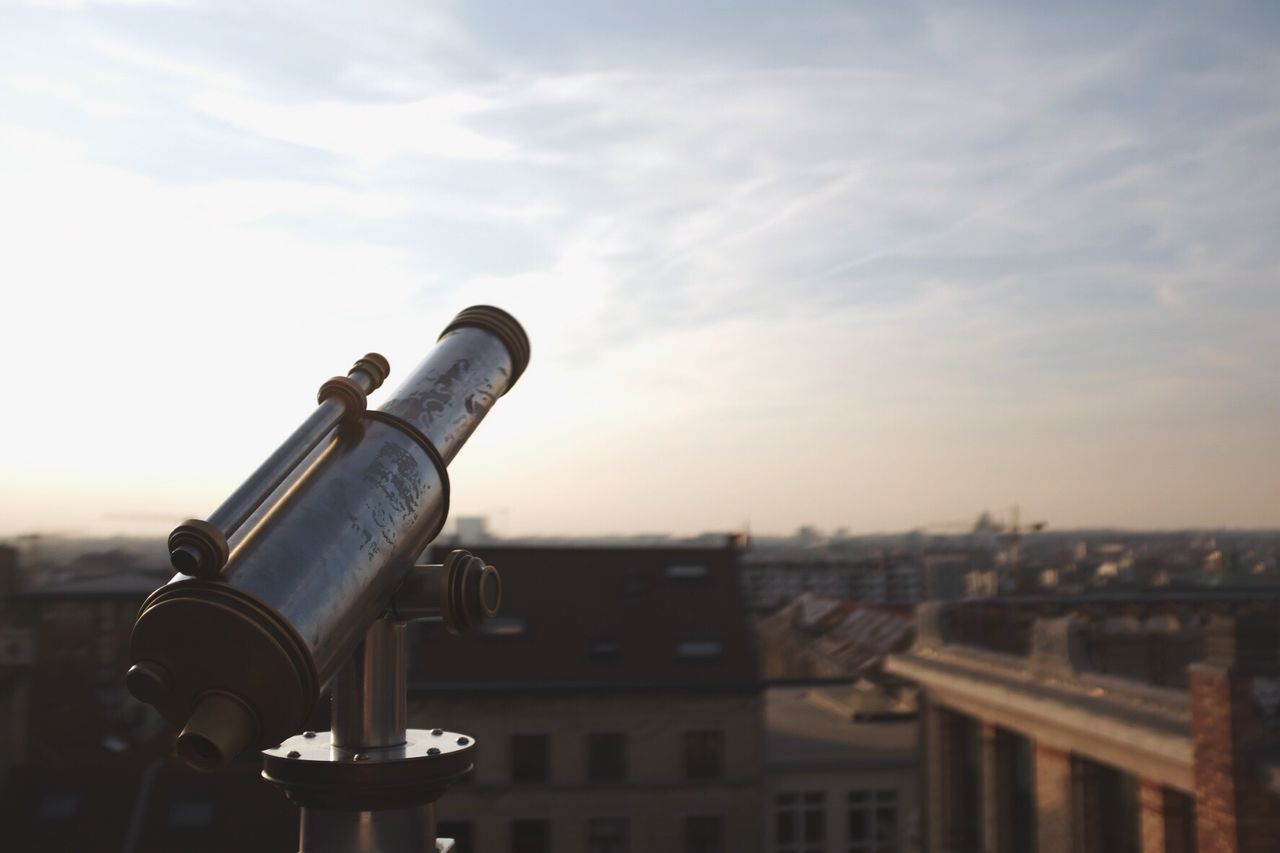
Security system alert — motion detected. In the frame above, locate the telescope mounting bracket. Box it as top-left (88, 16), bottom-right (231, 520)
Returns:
top-left (257, 548), bottom-right (499, 853)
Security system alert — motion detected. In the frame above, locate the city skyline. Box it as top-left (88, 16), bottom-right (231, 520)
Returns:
top-left (2, 1), bottom-right (1278, 537)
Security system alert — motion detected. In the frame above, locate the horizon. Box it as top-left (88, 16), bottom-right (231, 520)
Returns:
top-left (5, 520), bottom-right (1279, 548)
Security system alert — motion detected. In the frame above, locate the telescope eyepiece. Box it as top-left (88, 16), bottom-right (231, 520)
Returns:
top-left (125, 660), bottom-right (172, 705)
top-left (176, 691), bottom-right (259, 773)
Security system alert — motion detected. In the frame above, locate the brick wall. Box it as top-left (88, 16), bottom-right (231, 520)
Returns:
top-left (1190, 608), bottom-right (1280, 853)
top-left (1191, 665), bottom-right (1238, 853)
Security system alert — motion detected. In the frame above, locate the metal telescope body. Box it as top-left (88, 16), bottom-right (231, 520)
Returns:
top-left (126, 306), bottom-right (530, 853)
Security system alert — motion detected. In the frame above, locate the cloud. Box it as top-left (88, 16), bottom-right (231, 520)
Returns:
top-left (190, 90), bottom-right (523, 166)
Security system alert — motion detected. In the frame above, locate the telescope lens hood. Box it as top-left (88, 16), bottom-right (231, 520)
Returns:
top-left (439, 305), bottom-right (531, 392)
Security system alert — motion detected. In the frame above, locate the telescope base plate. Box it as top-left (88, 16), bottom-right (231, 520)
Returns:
top-left (262, 728), bottom-right (475, 811)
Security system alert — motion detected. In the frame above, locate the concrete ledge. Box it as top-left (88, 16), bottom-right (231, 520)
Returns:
top-left (887, 650), bottom-right (1194, 792)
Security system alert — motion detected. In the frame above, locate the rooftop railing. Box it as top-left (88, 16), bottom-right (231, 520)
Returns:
top-left (915, 590), bottom-right (1280, 690)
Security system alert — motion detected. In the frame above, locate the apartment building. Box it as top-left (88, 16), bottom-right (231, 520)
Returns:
top-left (410, 541), bottom-right (764, 853)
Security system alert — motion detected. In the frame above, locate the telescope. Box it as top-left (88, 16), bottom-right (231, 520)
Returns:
top-left (125, 305), bottom-right (530, 853)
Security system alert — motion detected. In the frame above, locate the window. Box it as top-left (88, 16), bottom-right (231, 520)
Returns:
top-left (482, 616), bottom-right (527, 637)
top-left (438, 820), bottom-right (475, 853)
top-left (169, 799), bottom-right (216, 828)
top-left (587, 817), bottom-right (628, 853)
top-left (676, 641), bottom-right (722, 658)
top-left (510, 734), bottom-right (550, 783)
top-left (1006, 730), bottom-right (1036, 853)
top-left (1096, 764), bottom-right (1140, 853)
top-left (38, 793), bottom-right (80, 821)
top-left (776, 791), bottom-right (824, 853)
top-left (684, 815), bottom-right (724, 853)
top-left (587, 732), bottom-right (627, 782)
top-left (590, 638), bottom-right (620, 659)
top-left (847, 790), bottom-right (898, 852)
top-left (510, 819), bottom-right (551, 853)
top-left (684, 730), bottom-right (724, 780)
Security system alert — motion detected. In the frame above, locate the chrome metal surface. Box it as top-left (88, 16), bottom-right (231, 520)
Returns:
top-left (207, 397), bottom-right (346, 538)
top-left (263, 728), bottom-right (474, 769)
top-left (299, 804), bottom-right (436, 853)
top-left (332, 617), bottom-right (407, 750)
top-left (222, 415), bottom-right (446, 680)
top-left (392, 550), bottom-right (500, 633)
top-left (379, 326), bottom-right (514, 465)
top-left (174, 354), bottom-right (390, 576)
top-left (263, 728), bottom-right (475, 809)
top-left (392, 562), bottom-right (447, 622)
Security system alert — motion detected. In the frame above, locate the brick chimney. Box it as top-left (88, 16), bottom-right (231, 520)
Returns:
top-left (1189, 605), bottom-right (1280, 853)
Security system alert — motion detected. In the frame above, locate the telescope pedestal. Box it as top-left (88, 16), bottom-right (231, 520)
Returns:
top-left (300, 806), bottom-right (451, 853)
top-left (262, 617), bottom-right (474, 853)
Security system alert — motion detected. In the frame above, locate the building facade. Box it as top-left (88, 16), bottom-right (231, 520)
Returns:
top-left (412, 541), bottom-right (765, 853)
top-left (887, 594), bottom-right (1280, 853)
top-left (1, 537), bottom-right (930, 853)
top-left (765, 684), bottom-right (920, 853)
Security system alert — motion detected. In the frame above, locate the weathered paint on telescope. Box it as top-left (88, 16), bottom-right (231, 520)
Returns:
top-left (379, 327), bottom-right (513, 465)
top-left (221, 413), bottom-right (448, 680)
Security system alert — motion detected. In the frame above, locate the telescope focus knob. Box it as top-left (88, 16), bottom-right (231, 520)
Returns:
top-left (350, 352), bottom-right (390, 392)
top-left (446, 549), bottom-right (501, 635)
top-left (125, 660), bottom-right (172, 704)
top-left (392, 549), bottom-right (501, 634)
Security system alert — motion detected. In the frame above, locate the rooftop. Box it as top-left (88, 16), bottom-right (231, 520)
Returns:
top-left (765, 683), bottom-right (916, 768)
top-left (886, 592), bottom-right (1280, 795)
top-left (410, 543), bottom-right (760, 693)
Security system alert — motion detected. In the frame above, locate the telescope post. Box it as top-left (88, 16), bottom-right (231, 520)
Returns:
top-left (264, 614), bottom-right (466, 853)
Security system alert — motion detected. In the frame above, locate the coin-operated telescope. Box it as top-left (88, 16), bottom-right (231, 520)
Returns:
top-left (126, 306), bottom-right (530, 853)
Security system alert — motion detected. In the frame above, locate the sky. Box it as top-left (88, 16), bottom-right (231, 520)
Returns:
top-left (1, 0), bottom-right (1278, 538)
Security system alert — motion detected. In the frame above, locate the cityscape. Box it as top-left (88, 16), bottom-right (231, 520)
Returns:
top-left (3, 1), bottom-right (1279, 852)
top-left (2, 515), bottom-right (1278, 851)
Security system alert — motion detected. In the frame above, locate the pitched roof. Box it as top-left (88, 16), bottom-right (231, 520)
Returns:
top-left (756, 592), bottom-right (915, 679)
top-left (409, 543), bottom-right (760, 693)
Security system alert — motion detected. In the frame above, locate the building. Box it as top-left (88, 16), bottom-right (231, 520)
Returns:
top-left (765, 683), bottom-right (920, 853)
top-left (755, 593), bottom-right (914, 681)
top-left (1, 537), bottom-right (926, 853)
top-left (886, 592), bottom-right (1280, 853)
top-left (411, 540), bottom-right (764, 853)
top-left (741, 554), bottom-right (925, 613)
top-left (920, 553), bottom-right (977, 601)
top-left (0, 566), bottom-right (301, 852)
top-left (1, 570), bottom-right (171, 768)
